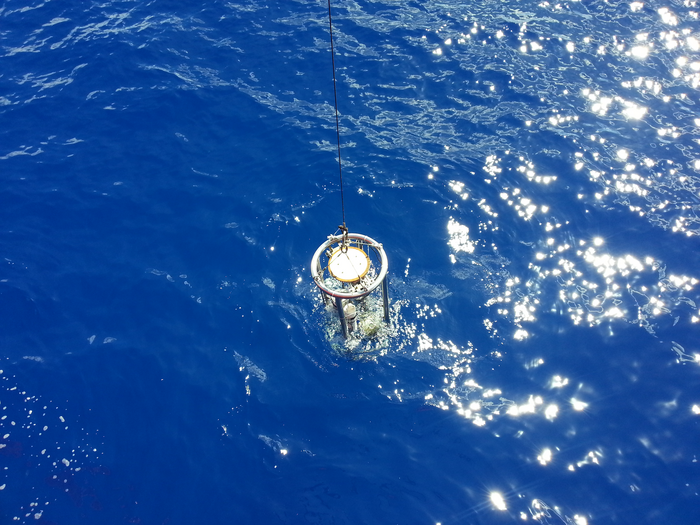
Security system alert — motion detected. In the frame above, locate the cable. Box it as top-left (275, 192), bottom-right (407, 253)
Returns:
top-left (327, 0), bottom-right (347, 232)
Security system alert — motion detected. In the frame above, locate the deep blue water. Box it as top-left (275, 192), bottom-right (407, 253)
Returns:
top-left (2, 0), bottom-right (700, 523)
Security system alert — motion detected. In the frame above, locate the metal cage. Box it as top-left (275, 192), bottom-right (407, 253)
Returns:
top-left (311, 232), bottom-right (390, 338)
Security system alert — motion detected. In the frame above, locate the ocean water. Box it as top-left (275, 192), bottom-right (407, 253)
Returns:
top-left (1, 0), bottom-right (700, 523)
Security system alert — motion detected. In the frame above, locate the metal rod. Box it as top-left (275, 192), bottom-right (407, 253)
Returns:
top-left (336, 296), bottom-right (349, 338)
top-left (382, 276), bottom-right (390, 324)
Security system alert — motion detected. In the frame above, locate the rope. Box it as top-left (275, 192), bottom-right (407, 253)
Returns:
top-left (327, 0), bottom-right (347, 232)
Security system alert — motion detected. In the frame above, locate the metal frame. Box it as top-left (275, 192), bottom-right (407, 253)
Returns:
top-left (311, 232), bottom-right (390, 338)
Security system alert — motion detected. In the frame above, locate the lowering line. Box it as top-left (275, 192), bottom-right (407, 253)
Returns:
top-left (326, 0), bottom-right (347, 236)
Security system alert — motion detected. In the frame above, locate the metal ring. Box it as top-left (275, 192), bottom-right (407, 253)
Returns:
top-left (310, 233), bottom-right (388, 300)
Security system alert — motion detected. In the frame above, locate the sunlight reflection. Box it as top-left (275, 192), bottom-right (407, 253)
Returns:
top-left (447, 218), bottom-right (475, 254)
top-left (571, 398), bottom-right (588, 411)
top-left (544, 404), bottom-right (559, 420)
top-left (507, 395), bottom-right (543, 416)
top-left (629, 45), bottom-right (649, 59)
top-left (514, 328), bottom-right (529, 340)
top-left (537, 448), bottom-right (553, 465)
top-left (658, 7), bottom-right (678, 26)
top-left (490, 492), bottom-right (507, 511)
top-left (670, 342), bottom-right (700, 364)
top-left (550, 375), bottom-right (569, 388)
top-left (334, 0), bottom-right (700, 442)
